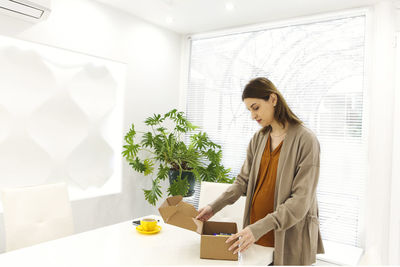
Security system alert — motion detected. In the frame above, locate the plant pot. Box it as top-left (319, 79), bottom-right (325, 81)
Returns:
top-left (168, 170), bottom-right (196, 197)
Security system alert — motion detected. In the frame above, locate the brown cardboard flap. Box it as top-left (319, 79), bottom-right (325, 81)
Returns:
top-left (158, 195), bottom-right (203, 234)
top-left (158, 195), bottom-right (184, 222)
top-left (165, 195), bottom-right (183, 206)
top-left (176, 200), bottom-right (198, 218)
top-left (192, 218), bottom-right (203, 234)
top-left (158, 205), bottom-right (177, 222)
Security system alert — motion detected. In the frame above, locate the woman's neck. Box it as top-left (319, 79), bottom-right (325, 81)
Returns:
top-left (270, 121), bottom-right (287, 137)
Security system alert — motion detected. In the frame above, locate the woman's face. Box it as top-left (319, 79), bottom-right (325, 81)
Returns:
top-left (244, 95), bottom-right (277, 127)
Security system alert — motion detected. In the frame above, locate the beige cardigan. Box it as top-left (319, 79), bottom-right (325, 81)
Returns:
top-left (209, 123), bottom-right (325, 265)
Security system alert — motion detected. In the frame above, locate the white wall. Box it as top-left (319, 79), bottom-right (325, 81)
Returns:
top-left (388, 5), bottom-right (400, 265)
top-left (0, 0), bottom-right (183, 253)
top-left (360, 1), bottom-right (397, 265)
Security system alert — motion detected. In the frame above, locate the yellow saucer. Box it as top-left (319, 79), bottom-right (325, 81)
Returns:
top-left (136, 224), bottom-right (162, 235)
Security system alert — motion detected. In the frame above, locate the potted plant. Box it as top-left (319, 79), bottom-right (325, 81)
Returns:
top-left (122, 109), bottom-right (231, 205)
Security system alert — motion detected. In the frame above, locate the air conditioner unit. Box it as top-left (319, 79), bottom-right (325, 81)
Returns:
top-left (0, 0), bottom-right (51, 22)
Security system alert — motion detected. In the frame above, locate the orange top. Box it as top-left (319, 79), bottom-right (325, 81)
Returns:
top-left (250, 135), bottom-right (283, 247)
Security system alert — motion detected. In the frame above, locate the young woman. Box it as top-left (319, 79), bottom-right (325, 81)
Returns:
top-left (196, 77), bottom-right (324, 265)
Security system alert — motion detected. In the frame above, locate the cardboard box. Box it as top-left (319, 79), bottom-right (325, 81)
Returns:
top-left (158, 195), bottom-right (238, 261)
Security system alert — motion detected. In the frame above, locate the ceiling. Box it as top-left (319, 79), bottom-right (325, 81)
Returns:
top-left (94, 0), bottom-right (385, 35)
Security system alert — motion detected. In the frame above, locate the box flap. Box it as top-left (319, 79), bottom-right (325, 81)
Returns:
top-left (158, 195), bottom-right (203, 234)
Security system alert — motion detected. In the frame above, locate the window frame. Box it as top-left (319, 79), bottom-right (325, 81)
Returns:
top-left (180, 7), bottom-right (373, 265)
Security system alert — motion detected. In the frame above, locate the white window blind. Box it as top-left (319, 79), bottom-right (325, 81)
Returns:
top-left (186, 15), bottom-right (367, 247)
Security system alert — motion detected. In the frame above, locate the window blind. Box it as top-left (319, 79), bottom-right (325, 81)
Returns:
top-left (186, 15), bottom-right (367, 247)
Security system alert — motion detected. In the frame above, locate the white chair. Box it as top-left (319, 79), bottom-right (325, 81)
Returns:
top-left (199, 181), bottom-right (246, 230)
top-left (1, 183), bottom-right (74, 251)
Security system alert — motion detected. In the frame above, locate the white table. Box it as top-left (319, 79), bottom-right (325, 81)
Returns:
top-left (0, 215), bottom-right (273, 266)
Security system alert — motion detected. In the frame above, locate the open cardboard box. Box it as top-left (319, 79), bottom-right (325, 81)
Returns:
top-left (158, 195), bottom-right (238, 261)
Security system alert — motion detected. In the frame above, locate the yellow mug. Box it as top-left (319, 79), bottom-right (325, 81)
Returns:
top-left (140, 218), bottom-right (157, 231)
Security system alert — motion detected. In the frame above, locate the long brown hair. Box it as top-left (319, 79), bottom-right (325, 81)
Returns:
top-left (242, 77), bottom-right (302, 133)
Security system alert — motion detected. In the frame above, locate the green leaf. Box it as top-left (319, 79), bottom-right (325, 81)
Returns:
top-left (175, 125), bottom-right (186, 132)
top-left (129, 158), bottom-right (146, 173)
top-left (122, 143), bottom-right (140, 159)
top-left (143, 159), bottom-right (154, 176)
top-left (186, 122), bottom-right (198, 131)
top-left (124, 124), bottom-right (136, 144)
top-left (219, 167), bottom-right (233, 183)
top-left (190, 133), bottom-right (206, 150)
top-left (167, 175), bottom-right (189, 196)
top-left (143, 179), bottom-right (162, 206)
top-left (176, 112), bottom-right (186, 125)
top-left (191, 168), bottom-right (201, 182)
top-left (156, 127), bottom-right (167, 134)
top-left (157, 164), bottom-right (169, 181)
top-left (141, 132), bottom-right (153, 148)
top-left (205, 149), bottom-right (222, 164)
top-left (164, 109), bottom-right (177, 120)
top-left (145, 113), bottom-right (164, 126)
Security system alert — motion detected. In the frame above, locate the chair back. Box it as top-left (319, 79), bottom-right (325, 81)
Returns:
top-left (199, 181), bottom-right (246, 230)
top-left (1, 183), bottom-right (74, 251)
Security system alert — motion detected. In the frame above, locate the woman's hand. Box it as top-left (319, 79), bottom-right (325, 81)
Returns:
top-left (196, 205), bottom-right (214, 221)
top-left (226, 227), bottom-right (256, 254)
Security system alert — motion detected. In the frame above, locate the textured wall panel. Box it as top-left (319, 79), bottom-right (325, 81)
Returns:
top-left (0, 35), bottom-right (126, 200)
